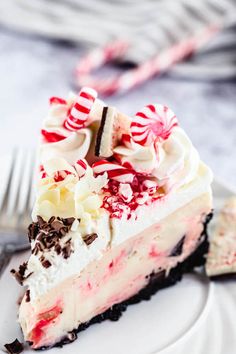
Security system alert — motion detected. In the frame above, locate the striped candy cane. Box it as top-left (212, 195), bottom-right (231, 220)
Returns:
top-left (131, 104), bottom-right (178, 146)
top-left (74, 159), bottom-right (87, 177)
top-left (92, 160), bottom-right (135, 183)
top-left (64, 87), bottom-right (98, 131)
top-left (75, 26), bottom-right (219, 96)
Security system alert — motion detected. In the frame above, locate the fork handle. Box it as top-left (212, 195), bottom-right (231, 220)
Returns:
top-left (0, 246), bottom-right (12, 277)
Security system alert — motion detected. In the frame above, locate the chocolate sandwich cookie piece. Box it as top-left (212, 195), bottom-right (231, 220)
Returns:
top-left (95, 106), bottom-right (131, 158)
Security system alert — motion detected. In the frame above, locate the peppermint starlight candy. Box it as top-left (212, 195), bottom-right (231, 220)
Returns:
top-left (74, 159), bottom-right (87, 177)
top-left (131, 104), bottom-right (178, 146)
top-left (92, 160), bottom-right (135, 183)
top-left (64, 87), bottom-right (97, 131)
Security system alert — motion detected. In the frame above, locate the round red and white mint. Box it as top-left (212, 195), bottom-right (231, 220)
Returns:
top-left (92, 160), bottom-right (135, 183)
top-left (131, 104), bottom-right (178, 146)
top-left (74, 159), bottom-right (87, 177)
top-left (64, 87), bottom-right (97, 131)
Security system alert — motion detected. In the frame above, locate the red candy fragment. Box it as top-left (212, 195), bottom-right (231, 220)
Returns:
top-left (41, 129), bottom-right (66, 143)
top-left (49, 97), bottom-right (67, 105)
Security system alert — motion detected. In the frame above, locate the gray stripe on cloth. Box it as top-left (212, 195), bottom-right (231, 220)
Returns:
top-left (0, 0), bottom-right (235, 80)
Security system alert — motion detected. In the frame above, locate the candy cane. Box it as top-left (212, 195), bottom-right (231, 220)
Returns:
top-left (131, 104), bottom-right (178, 146)
top-left (75, 26), bottom-right (219, 96)
top-left (74, 159), bottom-right (87, 177)
top-left (76, 40), bottom-right (129, 76)
top-left (92, 160), bottom-right (135, 183)
top-left (64, 87), bottom-right (98, 131)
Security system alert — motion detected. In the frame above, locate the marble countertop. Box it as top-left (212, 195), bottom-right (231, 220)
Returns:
top-left (0, 27), bottom-right (236, 189)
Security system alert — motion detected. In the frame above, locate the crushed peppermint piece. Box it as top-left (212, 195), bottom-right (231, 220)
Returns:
top-left (101, 176), bottom-right (162, 219)
top-left (118, 183), bottom-right (133, 203)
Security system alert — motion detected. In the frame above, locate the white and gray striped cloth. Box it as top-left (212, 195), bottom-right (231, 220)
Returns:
top-left (0, 0), bottom-right (236, 79)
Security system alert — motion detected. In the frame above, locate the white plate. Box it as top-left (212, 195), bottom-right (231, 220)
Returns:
top-left (0, 180), bottom-right (235, 354)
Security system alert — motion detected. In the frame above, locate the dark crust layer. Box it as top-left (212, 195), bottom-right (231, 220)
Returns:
top-left (35, 212), bottom-right (213, 351)
top-left (95, 106), bottom-right (108, 157)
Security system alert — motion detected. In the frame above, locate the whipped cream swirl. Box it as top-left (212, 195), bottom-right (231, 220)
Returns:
top-left (114, 127), bottom-right (200, 191)
top-left (40, 92), bottom-right (104, 165)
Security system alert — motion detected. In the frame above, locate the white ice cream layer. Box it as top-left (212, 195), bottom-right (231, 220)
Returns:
top-left (25, 162), bottom-right (212, 299)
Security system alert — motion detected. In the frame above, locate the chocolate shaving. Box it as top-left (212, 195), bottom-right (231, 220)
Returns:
top-left (83, 233), bottom-right (98, 246)
top-left (37, 215), bottom-right (46, 228)
top-left (25, 289), bottom-right (30, 302)
top-left (4, 339), bottom-right (23, 354)
top-left (62, 217), bottom-right (76, 226)
top-left (28, 222), bottom-right (39, 241)
top-left (42, 260), bottom-right (52, 268)
top-left (32, 242), bottom-right (43, 255)
top-left (62, 244), bottom-right (72, 259)
top-left (48, 216), bottom-right (56, 224)
top-left (55, 244), bottom-right (62, 255)
top-left (51, 220), bottom-right (66, 232)
top-left (10, 262), bottom-right (28, 285)
top-left (29, 216), bottom-right (75, 260)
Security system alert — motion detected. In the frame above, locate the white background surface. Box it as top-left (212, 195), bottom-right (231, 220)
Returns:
top-left (0, 27), bottom-right (236, 189)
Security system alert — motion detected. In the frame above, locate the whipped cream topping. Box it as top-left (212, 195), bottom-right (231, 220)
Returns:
top-left (24, 211), bottom-right (111, 299)
top-left (114, 127), bottom-right (200, 192)
top-left (40, 92), bottom-right (104, 165)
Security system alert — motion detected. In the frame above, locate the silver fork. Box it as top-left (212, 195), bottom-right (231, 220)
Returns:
top-left (0, 149), bottom-right (36, 276)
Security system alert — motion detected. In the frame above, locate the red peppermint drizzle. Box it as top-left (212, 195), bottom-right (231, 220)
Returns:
top-left (49, 96), bottom-right (67, 105)
top-left (41, 129), bottom-right (66, 143)
top-left (29, 304), bottom-right (62, 347)
top-left (40, 96), bottom-right (68, 143)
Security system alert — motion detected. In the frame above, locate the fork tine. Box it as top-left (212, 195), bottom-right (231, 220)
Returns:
top-left (18, 149), bottom-right (34, 216)
top-left (6, 149), bottom-right (25, 217)
top-left (29, 150), bottom-right (39, 211)
top-left (17, 150), bottom-right (36, 232)
top-left (0, 152), bottom-right (14, 213)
